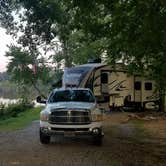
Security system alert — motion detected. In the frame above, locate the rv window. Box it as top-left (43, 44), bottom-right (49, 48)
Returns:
top-left (145, 82), bottom-right (152, 90)
top-left (134, 81), bottom-right (141, 90)
top-left (101, 73), bottom-right (108, 84)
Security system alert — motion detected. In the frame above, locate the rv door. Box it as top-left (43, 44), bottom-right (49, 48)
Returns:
top-left (134, 77), bottom-right (142, 102)
top-left (101, 71), bottom-right (109, 94)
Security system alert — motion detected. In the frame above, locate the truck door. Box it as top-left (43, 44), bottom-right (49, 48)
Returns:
top-left (134, 77), bottom-right (142, 102)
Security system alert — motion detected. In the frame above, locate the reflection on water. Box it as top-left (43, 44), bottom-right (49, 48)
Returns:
top-left (0, 98), bottom-right (19, 105)
top-left (0, 98), bottom-right (45, 107)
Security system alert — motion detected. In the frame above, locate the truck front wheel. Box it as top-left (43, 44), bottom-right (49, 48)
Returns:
top-left (93, 135), bottom-right (103, 146)
top-left (40, 129), bottom-right (50, 144)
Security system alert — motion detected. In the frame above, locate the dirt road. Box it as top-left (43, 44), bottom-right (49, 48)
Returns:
top-left (0, 112), bottom-right (166, 166)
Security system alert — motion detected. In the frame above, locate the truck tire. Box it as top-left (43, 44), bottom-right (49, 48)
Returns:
top-left (40, 129), bottom-right (50, 144)
top-left (93, 134), bottom-right (103, 146)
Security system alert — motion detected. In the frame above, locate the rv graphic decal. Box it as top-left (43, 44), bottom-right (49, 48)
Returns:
top-left (94, 79), bottom-right (127, 92)
top-left (146, 93), bottom-right (159, 100)
top-left (110, 80), bottom-right (127, 91)
top-left (94, 74), bottom-right (101, 82)
top-left (108, 80), bottom-right (117, 86)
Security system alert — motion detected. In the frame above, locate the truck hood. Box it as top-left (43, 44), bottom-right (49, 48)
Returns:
top-left (46, 102), bottom-right (96, 111)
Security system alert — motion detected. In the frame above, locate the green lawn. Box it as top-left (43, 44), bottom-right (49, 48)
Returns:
top-left (0, 107), bottom-right (42, 131)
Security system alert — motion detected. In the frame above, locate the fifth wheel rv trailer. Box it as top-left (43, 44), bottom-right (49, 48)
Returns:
top-left (62, 63), bottom-right (159, 111)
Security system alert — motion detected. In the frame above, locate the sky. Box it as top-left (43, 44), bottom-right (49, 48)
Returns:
top-left (0, 27), bottom-right (13, 72)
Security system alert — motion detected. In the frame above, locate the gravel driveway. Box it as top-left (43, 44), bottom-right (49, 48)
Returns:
top-left (0, 112), bottom-right (166, 166)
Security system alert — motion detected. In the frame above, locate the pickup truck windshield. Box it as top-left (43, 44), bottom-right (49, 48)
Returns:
top-left (48, 90), bottom-right (95, 103)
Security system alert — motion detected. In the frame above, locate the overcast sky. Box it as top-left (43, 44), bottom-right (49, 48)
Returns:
top-left (0, 27), bottom-right (13, 72)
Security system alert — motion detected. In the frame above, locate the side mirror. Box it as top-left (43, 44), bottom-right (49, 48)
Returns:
top-left (36, 96), bottom-right (46, 104)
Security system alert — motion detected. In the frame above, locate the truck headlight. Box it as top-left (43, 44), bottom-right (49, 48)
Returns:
top-left (40, 112), bottom-right (49, 122)
top-left (91, 114), bottom-right (103, 122)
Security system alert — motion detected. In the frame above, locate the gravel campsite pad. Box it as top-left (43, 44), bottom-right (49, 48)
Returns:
top-left (0, 112), bottom-right (166, 166)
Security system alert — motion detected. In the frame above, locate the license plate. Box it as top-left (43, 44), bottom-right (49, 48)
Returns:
top-left (64, 131), bottom-right (75, 137)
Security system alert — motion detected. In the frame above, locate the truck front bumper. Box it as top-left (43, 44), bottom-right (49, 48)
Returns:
top-left (40, 121), bottom-right (103, 137)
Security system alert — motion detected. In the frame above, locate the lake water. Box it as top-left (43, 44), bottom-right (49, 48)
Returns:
top-left (0, 98), bottom-right (19, 106)
top-left (0, 98), bottom-right (44, 107)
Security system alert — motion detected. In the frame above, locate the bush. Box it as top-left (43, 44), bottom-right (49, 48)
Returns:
top-left (0, 101), bottom-right (33, 120)
top-left (0, 103), bottom-right (5, 117)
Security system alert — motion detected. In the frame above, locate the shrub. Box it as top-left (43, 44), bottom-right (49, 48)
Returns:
top-left (0, 103), bottom-right (5, 117)
top-left (0, 101), bottom-right (33, 120)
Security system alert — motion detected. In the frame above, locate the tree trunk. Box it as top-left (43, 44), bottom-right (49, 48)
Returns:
top-left (31, 79), bottom-right (47, 99)
top-left (63, 41), bottom-right (72, 67)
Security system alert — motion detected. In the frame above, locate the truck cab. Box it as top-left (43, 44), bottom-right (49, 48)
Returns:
top-left (37, 88), bottom-right (103, 145)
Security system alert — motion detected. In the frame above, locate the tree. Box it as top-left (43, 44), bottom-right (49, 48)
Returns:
top-left (68, 0), bottom-right (166, 111)
top-left (0, 0), bottom-right (105, 67)
top-left (0, 0), bottom-right (101, 99)
top-left (5, 45), bottom-right (52, 98)
top-left (0, 0), bottom-right (71, 67)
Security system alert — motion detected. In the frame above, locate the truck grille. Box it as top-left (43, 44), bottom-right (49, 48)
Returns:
top-left (49, 109), bottom-right (91, 125)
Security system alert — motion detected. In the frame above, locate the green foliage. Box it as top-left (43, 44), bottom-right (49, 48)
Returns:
top-left (6, 46), bottom-right (34, 85)
top-left (70, 0), bottom-right (166, 110)
top-left (0, 0), bottom-right (72, 66)
top-left (0, 107), bottom-right (42, 131)
top-left (0, 0), bottom-right (102, 67)
top-left (5, 45), bottom-right (53, 98)
top-left (71, 0), bottom-right (166, 80)
top-left (67, 30), bottom-right (106, 65)
top-left (0, 101), bottom-right (33, 120)
top-left (2, 0), bottom-right (165, 76)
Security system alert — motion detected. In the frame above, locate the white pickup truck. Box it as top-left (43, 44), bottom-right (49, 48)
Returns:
top-left (37, 88), bottom-right (104, 145)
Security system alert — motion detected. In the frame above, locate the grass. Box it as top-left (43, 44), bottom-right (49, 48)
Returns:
top-left (0, 107), bottom-right (42, 131)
